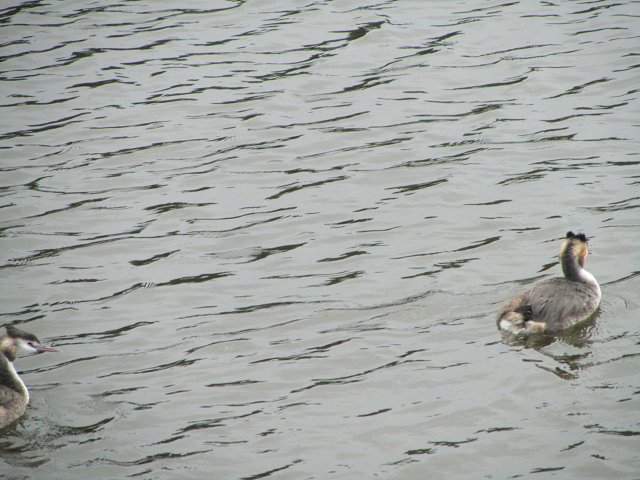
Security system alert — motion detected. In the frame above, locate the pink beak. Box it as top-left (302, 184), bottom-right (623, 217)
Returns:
top-left (34, 342), bottom-right (61, 353)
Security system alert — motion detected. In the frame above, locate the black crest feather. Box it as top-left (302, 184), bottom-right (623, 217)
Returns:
top-left (566, 231), bottom-right (588, 242)
top-left (5, 325), bottom-right (41, 343)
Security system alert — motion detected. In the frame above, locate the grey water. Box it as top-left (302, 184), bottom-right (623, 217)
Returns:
top-left (1, 0), bottom-right (639, 478)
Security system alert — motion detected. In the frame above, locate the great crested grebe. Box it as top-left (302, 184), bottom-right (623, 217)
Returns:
top-left (497, 232), bottom-right (601, 335)
top-left (1, 326), bottom-right (60, 429)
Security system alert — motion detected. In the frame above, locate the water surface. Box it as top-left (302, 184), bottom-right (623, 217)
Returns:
top-left (1, 1), bottom-right (639, 478)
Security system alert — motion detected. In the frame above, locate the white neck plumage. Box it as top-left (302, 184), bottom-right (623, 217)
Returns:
top-left (1, 355), bottom-right (29, 403)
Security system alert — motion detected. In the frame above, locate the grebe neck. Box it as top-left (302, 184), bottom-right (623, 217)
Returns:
top-left (561, 253), bottom-right (599, 291)
top-left (0, 353), bottom-right (29, 403)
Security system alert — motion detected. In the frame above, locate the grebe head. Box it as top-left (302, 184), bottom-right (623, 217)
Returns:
top-left (1, 326), bottom-right (60, 361)
top-left (559, 231), bottom-right (589, 277)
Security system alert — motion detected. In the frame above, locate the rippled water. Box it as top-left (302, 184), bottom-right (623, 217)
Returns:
top-left (1, 0), bottom-right (639, 478)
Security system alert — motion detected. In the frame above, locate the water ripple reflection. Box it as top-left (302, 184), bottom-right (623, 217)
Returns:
top-left (1, 0), bottom-right (639, 479)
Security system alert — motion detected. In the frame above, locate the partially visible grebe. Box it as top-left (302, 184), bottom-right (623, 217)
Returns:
top-left (497, 232), bottom-right (601, 335)
top-left (0, 326), bottom-right (60, 429)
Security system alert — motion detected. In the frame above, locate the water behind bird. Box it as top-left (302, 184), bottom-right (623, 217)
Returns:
top-left (0, 1), bottom-right (639, 479)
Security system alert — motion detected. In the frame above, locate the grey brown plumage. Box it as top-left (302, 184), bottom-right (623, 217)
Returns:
top-left (0, 326), bottom-right (60, 429)
top-left (497, 232), bottom-right (601, 335)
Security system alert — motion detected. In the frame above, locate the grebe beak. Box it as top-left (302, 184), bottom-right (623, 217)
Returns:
top-left (34, 342), bottom-right (61, 353)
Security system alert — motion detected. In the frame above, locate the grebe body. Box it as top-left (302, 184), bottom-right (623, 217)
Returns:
top-left (497, 232), bottom-right (601, 335)
top-left (0, 326), bottom-right (60, 429)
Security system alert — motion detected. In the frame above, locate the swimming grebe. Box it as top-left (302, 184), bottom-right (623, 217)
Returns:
top-left (497, 232), bottom-right (601, 335)
top-left (0, 326), bottom-right (60, 429)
